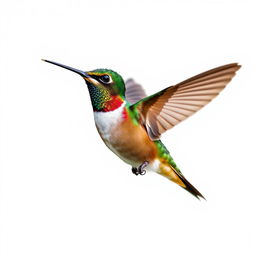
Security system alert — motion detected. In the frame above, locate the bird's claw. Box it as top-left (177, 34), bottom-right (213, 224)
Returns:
top-left (132, 167), bottom-right (140, 175)
top-left (132, 167), bottom-right (146, 175)
top-left (132, 161), bottom-right (149, 176)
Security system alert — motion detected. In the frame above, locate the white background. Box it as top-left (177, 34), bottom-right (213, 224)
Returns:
top-left (1, 0), bottom-right (256, 255)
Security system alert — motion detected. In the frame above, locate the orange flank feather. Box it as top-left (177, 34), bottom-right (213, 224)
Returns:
top-left (108, 111), bottom-right (158, 165)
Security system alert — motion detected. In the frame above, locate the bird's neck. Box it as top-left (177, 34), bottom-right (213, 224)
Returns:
top-left (87, 83), bottom-right (125, 112)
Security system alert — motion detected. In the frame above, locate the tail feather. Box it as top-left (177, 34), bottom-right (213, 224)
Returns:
top-left (176, 174), bottom-right (205, 200)
top-left (159, 162), bottom-right (205, 200)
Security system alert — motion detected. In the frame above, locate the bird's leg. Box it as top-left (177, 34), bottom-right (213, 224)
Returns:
top-left (138, 161), bottom-right (149, 175)
top-left (131, 161), bottom-right (149, 175)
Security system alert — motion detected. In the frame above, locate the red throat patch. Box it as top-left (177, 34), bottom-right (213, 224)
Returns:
top-left (101, 96), bottom-right (124, 112)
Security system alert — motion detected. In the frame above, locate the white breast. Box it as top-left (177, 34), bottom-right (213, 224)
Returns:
top-left (93, 102), bottom-right (125, 142)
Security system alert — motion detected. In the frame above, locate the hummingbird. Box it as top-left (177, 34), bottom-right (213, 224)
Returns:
top-left (42, 59), bottom-right (241, 199)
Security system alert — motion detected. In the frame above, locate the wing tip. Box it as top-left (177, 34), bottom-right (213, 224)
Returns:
top-left (229, 62), bottom-right (242, 71)
top-left (125, 78), bottom-right (135, 83)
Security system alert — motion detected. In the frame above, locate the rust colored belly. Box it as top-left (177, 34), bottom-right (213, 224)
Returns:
top-left (106, 118), bottom-right (158, 166)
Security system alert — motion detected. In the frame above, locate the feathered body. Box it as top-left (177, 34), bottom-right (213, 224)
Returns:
top-left (43, 60), bottom-right (241, 199)
top-left (93, 99), bottom-right (202, 196)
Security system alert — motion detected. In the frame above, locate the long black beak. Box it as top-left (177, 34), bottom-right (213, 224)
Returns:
top-left (42, 59), bottom-right (89, 78)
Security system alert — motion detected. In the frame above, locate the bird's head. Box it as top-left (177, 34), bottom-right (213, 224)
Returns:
top-left (42, 60), bottom-right (126, 111)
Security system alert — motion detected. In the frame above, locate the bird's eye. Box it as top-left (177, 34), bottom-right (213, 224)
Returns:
top-left (99, 75), bottom-right (111, 84)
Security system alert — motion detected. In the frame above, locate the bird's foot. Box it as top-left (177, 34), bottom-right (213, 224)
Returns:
top-left (132, 161), bottom-right (149, 175)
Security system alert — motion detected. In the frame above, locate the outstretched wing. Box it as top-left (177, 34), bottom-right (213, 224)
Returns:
top-left (132, 63), bottom-right (241, 140)
top-left (125, 78), bottom-right (147, 104)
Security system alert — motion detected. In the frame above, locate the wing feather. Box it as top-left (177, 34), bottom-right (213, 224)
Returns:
top-left (132, 63), bottom-right (241, 140)
top-left (125, 79), bottom-right (147, 104)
